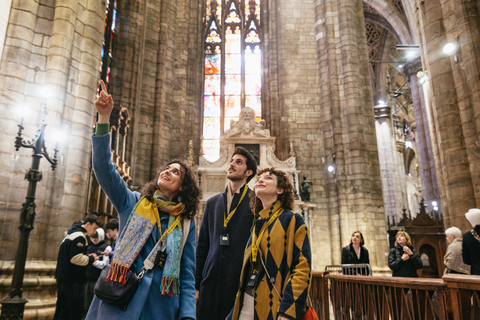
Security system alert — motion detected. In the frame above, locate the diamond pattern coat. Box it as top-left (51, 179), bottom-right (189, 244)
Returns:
top-left (228, 200), bottom-right (312, 320)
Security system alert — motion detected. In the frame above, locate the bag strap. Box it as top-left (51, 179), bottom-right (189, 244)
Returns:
top-left (140, 218), bottom-right (191, 275)
top-left (471, 229), bottom-right (480, 242)
top-left (258, 250), bottom-right (282, 301)
top-left (180, 218), bottom-right (191, 257)
top-left (259, 249), bottom-right (313, 309)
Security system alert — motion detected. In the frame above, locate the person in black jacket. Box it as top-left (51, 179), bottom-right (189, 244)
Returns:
top-left (341, 231), bottom-right (370, 275)
top-left (388, 231), bottom-right (423, 277)
top-left (462, 208), bottom-right (480, 275)
top-left (195, 147), bottom-right (257, 320)
top-left (85, 228), bottom-right (108, 311)
top-left (54, 215), bottom-right (100, 320)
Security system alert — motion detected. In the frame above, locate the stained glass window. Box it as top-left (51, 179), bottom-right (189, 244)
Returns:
top-left (95, 0), bottom-right (116, 127)
top-left (100, 0), bottom-right (116, 87)
top-left (203, 0), bottom-right (262, 161)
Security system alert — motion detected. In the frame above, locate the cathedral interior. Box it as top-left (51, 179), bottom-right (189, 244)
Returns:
top-left (1, 0), bottom-right (480, 317)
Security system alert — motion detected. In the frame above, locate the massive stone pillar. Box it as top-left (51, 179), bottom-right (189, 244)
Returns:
top-left (0, 0), bottom-right (104, 317)
top-left (262, 0), bottom-right (326, 270)
top-left (404, 59), bottom-right (440, 213)
top-left (0, 0), bottom-right (12, 60)
top-left (416, 0), bottom-right (480, 230)
top-left (113, 0), bottom-right (203, 187)
top-left (313, 0), bottom-right (389, 268)
top-left (374, 104), bottom-right (408, 224)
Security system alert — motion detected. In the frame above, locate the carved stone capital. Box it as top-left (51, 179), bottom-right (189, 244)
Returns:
top-left (403, 57), bottom-right (422, 78)
top-left (374, 105), bottom-right (391, 119)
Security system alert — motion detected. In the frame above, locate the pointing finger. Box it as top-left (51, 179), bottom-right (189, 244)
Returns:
top-left (99, 80), bottom-right (107, 93)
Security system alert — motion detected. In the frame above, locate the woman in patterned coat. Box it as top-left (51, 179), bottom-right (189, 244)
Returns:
top-left (227, 168), bottom-right (312, 320)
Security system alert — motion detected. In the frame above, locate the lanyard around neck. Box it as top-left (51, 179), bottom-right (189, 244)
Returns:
top-left (224, 184), bottom-right (248, 228)
top-left (160, 215), bottom-right (182, 243)
top-left (251, 207), bottom-right (283, 262)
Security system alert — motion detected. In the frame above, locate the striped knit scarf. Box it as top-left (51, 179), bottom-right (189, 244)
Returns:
top-left (106, 190), bottom-right (184, 296)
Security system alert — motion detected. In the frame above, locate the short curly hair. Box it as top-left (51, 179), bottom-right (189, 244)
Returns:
top-left (140, 160), bottom-right (200, 219)
top-left (251, 167), bottom-right (295, 215)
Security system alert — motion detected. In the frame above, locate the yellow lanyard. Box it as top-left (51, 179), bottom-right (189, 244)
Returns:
top-left (224, 185), bottom-right (249, 228)
top-left (160, 215), bottom-right (182, 243)
top-left (251, 207), bottom-right (283, 262)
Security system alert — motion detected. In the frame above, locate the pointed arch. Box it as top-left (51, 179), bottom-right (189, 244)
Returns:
top-left (202, 0), bottom-right (262, 161)
top-left (363, 0), bottom-right (412, 44)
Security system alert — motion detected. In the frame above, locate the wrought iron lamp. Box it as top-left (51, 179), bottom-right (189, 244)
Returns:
top-left (1, 99), bottom-right (59, 320)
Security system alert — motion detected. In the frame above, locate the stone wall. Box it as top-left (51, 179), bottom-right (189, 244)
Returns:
top-left (111, 0), bottom-right (202, 188)
top-left (0, 0), bottom-right (104, 261)
top-left (261, 0), bottom-right (390, 269)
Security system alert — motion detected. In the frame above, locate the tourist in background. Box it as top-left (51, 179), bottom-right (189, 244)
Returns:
top-left (85, 228), bottom-right (109, 310)
top-left (462, 208), bottom-right (480, 275)
top-left (388, 231), bottom-right (422, 277)
top-left (341, 231), bottom-right (370, 275)
top-left (54, 216), bottom-right (99, 320)
top-left (103, 218), bottom-right (118, 260)
top-left (444, 227), bottom-right (470, 275)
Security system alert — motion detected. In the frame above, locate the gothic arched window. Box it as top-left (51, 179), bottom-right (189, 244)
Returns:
top-left (100, 0), bottom-right (116, 87)
top-left (203, 0), bottom-right (262, 161)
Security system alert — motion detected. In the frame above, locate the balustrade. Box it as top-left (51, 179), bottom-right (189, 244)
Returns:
top-left (309, 272), bottom-right (480, 320)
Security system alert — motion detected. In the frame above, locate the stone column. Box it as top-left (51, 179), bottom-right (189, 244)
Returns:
top-left (314, 0), bottom-right (389, 268)
top-left (0, 0), bottom-right (12, 60)
top-left (404, 58), bottom-right (440, 214)
top-left (374, 104), bottom-right (407, 224)
top-left (418, 0), bottom-right (477, 230)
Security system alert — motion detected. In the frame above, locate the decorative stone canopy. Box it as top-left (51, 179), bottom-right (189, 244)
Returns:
top-left (198, 107), bottom-right (298, 199)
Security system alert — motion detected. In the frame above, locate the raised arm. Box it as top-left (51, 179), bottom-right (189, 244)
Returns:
top-left (91, 80), bottom-right (137, 213)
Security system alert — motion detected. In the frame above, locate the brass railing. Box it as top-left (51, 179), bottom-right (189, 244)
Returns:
top-left (310, 273), bottom-right (480, 320)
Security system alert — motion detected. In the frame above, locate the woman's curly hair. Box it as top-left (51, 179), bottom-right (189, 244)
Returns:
top-left (140, 160), bottom-right (201, 219)
top-left (251, 167), bottom-right (295, 216)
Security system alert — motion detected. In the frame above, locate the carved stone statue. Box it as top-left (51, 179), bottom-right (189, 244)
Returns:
top-left (300, 174), bottom-right (313, 202)
top-left (224, 107), bottom-right (269, 138)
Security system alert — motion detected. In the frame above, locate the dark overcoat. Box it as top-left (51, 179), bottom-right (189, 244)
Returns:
top-left (462, 225), bottom-right (480, 275)
top-left (341, 244), bottom-right (370, 275)
top-left (86, 240), bottom-right (108, 282)
top-left (388, 245), bottom-right (423, 277)
top-left (195, 184), bottom-right (254, 320)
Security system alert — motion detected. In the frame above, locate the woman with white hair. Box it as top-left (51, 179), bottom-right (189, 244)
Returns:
top-left (462, 208), bottom-right (480, 275)
top-left (444, 227), bottom-right (470, 275)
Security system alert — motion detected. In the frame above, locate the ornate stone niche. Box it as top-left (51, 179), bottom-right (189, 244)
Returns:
top-left (196, 107), bottom-right (315, 228)
top-left (388, 199), bottom-right (446, 278)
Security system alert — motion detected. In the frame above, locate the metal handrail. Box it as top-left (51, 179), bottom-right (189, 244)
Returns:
top-left (325, 263), bottom-right (372, 276)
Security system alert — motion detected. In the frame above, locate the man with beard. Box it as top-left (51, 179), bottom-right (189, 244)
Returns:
top-left (196, 147), bottom-right (257, 320)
